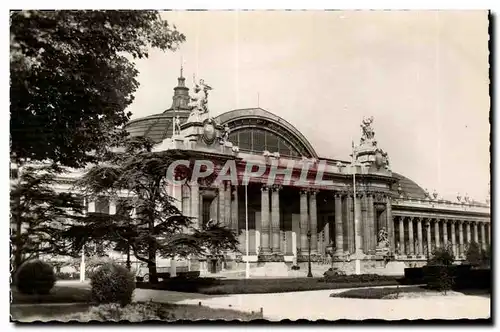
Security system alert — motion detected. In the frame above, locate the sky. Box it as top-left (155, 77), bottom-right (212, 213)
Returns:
top-left (125, 10), bottom-right (490, 202)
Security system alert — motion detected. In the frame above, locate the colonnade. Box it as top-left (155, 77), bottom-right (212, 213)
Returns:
top-left (166, 180), bottom-right (397, 258)
top-left (394, 216), bottom-right (491, 258)
top-left (115, 178), bottom-right (490, 261)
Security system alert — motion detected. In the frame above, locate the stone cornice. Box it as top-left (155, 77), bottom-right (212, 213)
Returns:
top-left (392, 210), bottom-right (489, 223)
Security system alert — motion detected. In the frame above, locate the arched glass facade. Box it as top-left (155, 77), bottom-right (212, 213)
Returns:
top-left (228, 128), bottom-right (300, 157)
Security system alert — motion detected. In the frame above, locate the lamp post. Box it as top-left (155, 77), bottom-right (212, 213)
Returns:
top-left (307, 230), bottom-right (312, 278)
top-left (245, 184), bottom-right (250, 279)
top-left (80, 243), bottom-right (86, 283)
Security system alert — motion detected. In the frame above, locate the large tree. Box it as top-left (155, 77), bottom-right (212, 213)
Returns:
top-left (10, 164), bottom-right (86, 270)
top-left (10, 10), bottom-right (185, 168)
top-left (64, 137), bottom-right (239, 282)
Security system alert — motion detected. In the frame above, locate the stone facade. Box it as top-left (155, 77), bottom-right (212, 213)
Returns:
top-left (16, 75), bottom-right (489, 276)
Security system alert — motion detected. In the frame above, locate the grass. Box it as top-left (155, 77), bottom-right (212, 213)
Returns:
top-left (11, 284), bottom-right (261, 322)
top-left (10, 303), bottom-right (91, 321)
top-left (137, 276), bottom-right (401, 295)
top-left (11, 302), bottom-right (262, 322)
top-left (331, 286), bottom-right (433, 299)
top-left (11, 285), bottom-right (92, 304)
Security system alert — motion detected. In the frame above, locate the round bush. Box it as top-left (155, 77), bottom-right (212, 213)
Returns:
top-left (15, 260), bottom-right (56, 295)
top-left (90, 263), bottom-right (135, 306)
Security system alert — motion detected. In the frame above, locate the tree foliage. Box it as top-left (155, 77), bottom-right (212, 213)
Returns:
top-left (10, 164), bottom-right (85, 269)
top-left (10, 10), bottom-right (185, 168)
top-left (465, 242), bottom-right (490, 267)
top-left (428, 244), bottom-right (455, 266)
top-left (63, 137), bottom-right (239, 282)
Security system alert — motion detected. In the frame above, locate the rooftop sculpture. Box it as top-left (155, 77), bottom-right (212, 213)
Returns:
top-left (356, 116), bottom-right (390, 171)
top-left (187, 74), bottom-right (212, 123)
top-left (360, 116), bottom-right (376, 146)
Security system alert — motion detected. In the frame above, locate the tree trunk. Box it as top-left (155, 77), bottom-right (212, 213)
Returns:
top-left (126, 243), bottom-right (131, 271)
top-left (148, 218), bottom-right (158, 283)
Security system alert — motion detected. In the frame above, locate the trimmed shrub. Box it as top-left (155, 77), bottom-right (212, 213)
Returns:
top-left (90, 263), bottom-right (136, 306)
top-left (175, 271), bottom-right (200, 279)
top-left (323, 273), bottom-right (394, 283)
top-left (404, 267), bottom-right (424, 284)
top-left (323, 267), bottom-right (346, 278)
top-left (453, 267), bottom-right (490, 290)
top-left (15, 260), bottom-right (56, 295)
top-left (55, 272), bottom-right (79, 280)
top-left (157, 272), bottom-right (171, 281)
top-left (291, 265), bottom-right (300, 270)
top-left (86, 256), bottom-right (118, 279)
top-left (137, 276), bottom-right (400, 294)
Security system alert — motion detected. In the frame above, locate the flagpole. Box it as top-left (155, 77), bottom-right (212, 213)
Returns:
top-left (245, 184), bottom-right (250, 279)
top-left (352, 140), bottom-right (361, 275)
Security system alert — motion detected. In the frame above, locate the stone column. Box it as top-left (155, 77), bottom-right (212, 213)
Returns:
top-left (309, 190), bottom-right (318, 254)
top-left (480, 222), bottom-right (486, 250)
top-left (408, 217), bottom-right (414, 255)
top-left (399, 217), bottom-right (405, 255)
top-left (386, 197), bottom-right (394, 252)
top-left (367, 193), bottom-right (375, 252)
top-left (172, 176), bottom-right (183, 212)
top-left (346, 194), bottom-right (354, 253)
top-left (361, 194), bottom-right (369, 254)
top-left (425, 220), bottom-right (432, 256)
top-left (260, 185), bottom-right (270, 254)
top-left (434, 219), bottom-right (440, 249)
top-left (182, 185), bottom-right (190, 218)
top-left (224, 182), bottom-right (231, 228)
top-left (443, 219), bottom-right (448, 247)
top-left (488, 223), bottom-right (491, 245)
top-left (417, 217), bottom-right (423, 256)
top-left (218, 181), bottom-right (226, 225)
top-left (300, 189), bottom-right (309, 254)
top-left (466, 221), bottom-right (471, 244)
top-left (450, 220), bottom-right (456, 257)
top-left (271, 185), bottom-right (281, 253)
top-left (474, 222), bottom-right (479, 244)
top-left (231, 185), bottom-right (238, 232)
top-left (190, 180), bottom-right (200, 229)
top-left (354, 194), bottom-right (362, 254)
top-left (323, 221), bottom-right (330, 255)
top-left (458, 221), bottom-right (464, 258)
top-left (334, 193), bottom-right (343, 256)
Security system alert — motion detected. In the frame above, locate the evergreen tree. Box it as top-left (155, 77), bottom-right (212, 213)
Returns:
top-left (64, 137), bottom-right (239, 283)
top-left (10, 163), bottom-right (84, 270)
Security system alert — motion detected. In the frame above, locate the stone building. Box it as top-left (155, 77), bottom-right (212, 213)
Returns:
top-left (13, 70), bottom-right (490, 276)
top-left (121, 72), bottom-right (491, 273)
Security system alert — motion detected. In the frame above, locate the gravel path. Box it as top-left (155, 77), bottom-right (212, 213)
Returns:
top-left (134, 285), bottom-right (490, 321)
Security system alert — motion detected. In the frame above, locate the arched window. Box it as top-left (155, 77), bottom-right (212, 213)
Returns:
top-left (228, 128), bottom-right (299, 157)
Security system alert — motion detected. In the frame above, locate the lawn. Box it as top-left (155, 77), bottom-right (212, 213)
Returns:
top-left (11, 285), bottom-right (92, 304)
top-left (137, 275), bottom-right (401, 295)
top-left (330, 286), bottom-right (434, 299)
top-left (10, 284), bottom-right (262, 322)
